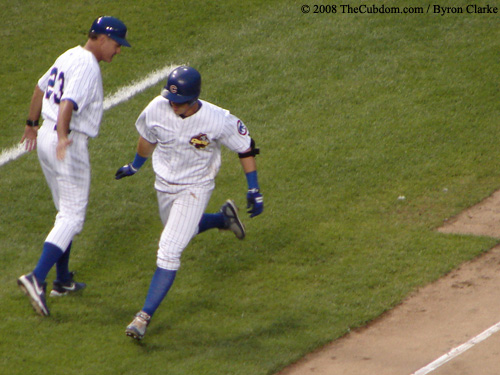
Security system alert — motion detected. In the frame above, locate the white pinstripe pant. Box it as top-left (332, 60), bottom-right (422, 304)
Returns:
top-left (156, 186), bottom-right (213, 270)
top-left (37, 123), bottom-right (90, 252)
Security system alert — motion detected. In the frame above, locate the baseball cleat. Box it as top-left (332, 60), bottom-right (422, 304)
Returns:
top-left (17, 273), bottom-right (50, 316)
top-left (50, 272), bottom-right (86, 297)
top-left (220, 199), bottom-right (246, 240)
top-left (126, 311), bottom-right (151, 340)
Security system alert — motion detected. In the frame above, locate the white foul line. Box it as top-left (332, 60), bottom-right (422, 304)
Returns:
top-left (102, 64), bottom-right (178, 111)
top-left (411, 320), bottom-right (500, 375)
top-left (0, 64), bottom-right (179, 167)
top-left (0, 143), bottom-right (26, 166)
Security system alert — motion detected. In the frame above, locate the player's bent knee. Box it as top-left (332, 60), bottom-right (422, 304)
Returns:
top-left (156, 247), bottom-right (181, 270)
top-left (157, 256), bottom-right (181, 271)
top-left (66, 216), bottom-right (85, 236)
top-left (55, 212), bottom-right (86, 233)
top-left (74, 219), bottom-right (85, 234)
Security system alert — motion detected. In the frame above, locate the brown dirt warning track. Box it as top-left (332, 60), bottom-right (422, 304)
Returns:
top-left (277, 191), bottom-right (500, 375)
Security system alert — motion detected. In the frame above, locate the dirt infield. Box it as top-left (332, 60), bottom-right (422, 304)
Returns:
top-left (278, 192), bottom-right (500, 375)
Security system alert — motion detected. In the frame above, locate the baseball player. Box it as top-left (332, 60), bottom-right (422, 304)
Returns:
top-left (17, 16), bottom-right (131, 316)
top-left (115, 66), bottom-right (264, 340)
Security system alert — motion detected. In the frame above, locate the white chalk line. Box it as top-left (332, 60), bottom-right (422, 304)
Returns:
top-left (103, 64), bottom-right (177, 111)
top-left (411, 320), bottom-right (500, 375)
top-left (0, 64), bottom-right (179, 167)
top-left (0, 143), bottom-right (26, 166)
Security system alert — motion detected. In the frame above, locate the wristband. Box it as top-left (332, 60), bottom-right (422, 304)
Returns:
top-left (26, 119), bottom-right (39, 127)
top-left (245, 171), bottom-right (259, 190)
top-left (131, 153), bottom-right (148, 170)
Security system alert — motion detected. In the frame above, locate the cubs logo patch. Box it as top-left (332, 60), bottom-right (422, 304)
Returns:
top-left (190, 133), bottom-right (210, 149)
top-left (237, 120), bottom-right (248, 136)
top-left (170, 85), bottom-right (178, 93)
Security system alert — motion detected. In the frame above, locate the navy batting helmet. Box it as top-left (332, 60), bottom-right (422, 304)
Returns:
top-left (161, 66), bottom-right (201, 104)
top-left (90, 16), bottom-right (131, 47)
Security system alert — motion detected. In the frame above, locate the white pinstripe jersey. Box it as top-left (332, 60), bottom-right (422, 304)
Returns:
top-left (38, 46), bottom-right (103, 138)
top-left (136, 97), bottom-right (252, 190)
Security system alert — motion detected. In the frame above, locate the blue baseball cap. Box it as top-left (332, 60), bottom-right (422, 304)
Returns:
top-left (89, 16), bottom-right (131, 47)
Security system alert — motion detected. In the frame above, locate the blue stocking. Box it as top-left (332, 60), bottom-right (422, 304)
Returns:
top-left (197, 213), bottom-right (225, 234)
top-left (142, 267), bottom-right (177, 317)
top-left (33, 242), bottom-right (64, 283)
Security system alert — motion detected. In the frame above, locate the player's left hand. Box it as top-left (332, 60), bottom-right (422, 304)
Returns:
top-left (56, 138), bottom-right (73, 160)
top-left (115, 163), bottom-right (137, 180)
top-left (247, 188), bottom-right (263, 218)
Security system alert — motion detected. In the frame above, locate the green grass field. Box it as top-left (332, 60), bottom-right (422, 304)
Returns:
top-left (1, 1), bottom-right (499, 374)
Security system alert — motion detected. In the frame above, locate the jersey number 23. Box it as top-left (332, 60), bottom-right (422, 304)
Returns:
top-left (45, 67), bottom-right (65, 104)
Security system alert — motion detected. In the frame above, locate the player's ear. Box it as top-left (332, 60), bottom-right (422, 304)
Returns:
top-left (96, 34), bottom-right (108, 45)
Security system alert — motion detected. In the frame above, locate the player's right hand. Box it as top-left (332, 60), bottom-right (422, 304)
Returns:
top-left (21, 126), bottom-right (38, 151)
top-left (115, 163), bottom-right (137, 180)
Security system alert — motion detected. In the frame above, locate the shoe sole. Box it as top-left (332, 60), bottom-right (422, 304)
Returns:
top-left (125, 328), bottom-right (144, 340)
top-left (223, 200), bottom-right (246, 240)
top-left (50, 290), bottom-right (69, 297)
top-left (17, 276), bottom-right (50, 316)
top-left (50, 284), bottom-right (86, 297)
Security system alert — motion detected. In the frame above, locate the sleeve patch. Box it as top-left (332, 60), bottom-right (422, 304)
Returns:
top-left (237, 120), bottom-right (248, 136)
